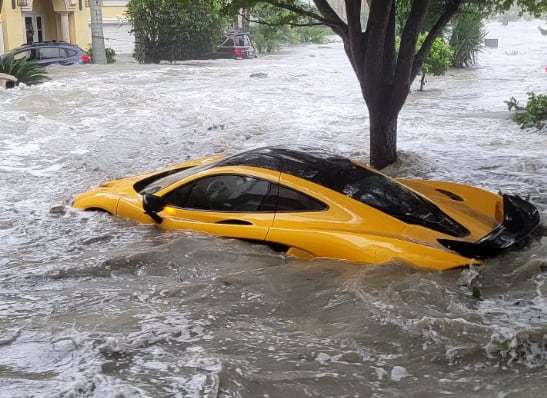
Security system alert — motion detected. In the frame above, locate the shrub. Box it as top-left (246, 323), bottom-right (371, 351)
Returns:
top-left (418, 34), bottom-right (453, 91)
top-left (0, 56), bottom-right (49, 86)
top-left (506, 92), bottom-right (547, 130)
top-left (449, 9), bottom-right (486, 68)
top-left (127, 0), bottom-right (227, 63)
top-left (87, 47), bottom-right (117, 63)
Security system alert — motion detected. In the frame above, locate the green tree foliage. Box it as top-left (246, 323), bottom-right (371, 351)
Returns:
top-left (224, 0), bottom-right (547, 168)
top-left (127, 0), bottom-right (227, 63)
top-left (449, 8), bottom-right (486, 68)
top-left (249, 4), bottom-right (329, 53)
top-left (396, 33), bottom-right (453, 91)
top-left (418, 34), bottom-right (453, 90)
top-left (397, 3), bottom-right (485, 69)
top-left (0, 56), bottom-right (49, 86)
top-left (506, 92), bottom-right (547, 130)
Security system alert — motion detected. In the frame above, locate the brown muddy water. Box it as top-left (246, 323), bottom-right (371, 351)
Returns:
top-left (0, 20), bottom-right (546, 398)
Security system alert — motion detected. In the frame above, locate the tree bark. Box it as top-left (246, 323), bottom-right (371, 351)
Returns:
top-left (269, 0), bottom-right (463, 168)
top-left (368, 105), bottom-right (398, 169)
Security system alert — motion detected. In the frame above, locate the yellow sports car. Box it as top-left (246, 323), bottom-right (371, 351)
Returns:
top-left (74, 147), bottom-right (541, 270)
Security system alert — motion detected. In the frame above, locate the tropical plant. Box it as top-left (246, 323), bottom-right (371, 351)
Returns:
top-left (127, 0), bottom-right (228, 63)
top-left (506, 92), bottom-right (547, 130)
top-left (449, 8), bottom-right (486, 68)
top-left (0, 56), bottom-right (49, 86)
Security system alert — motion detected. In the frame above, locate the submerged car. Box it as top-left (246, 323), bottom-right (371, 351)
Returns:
top-left (74, 147), bottom-right (541, 270)
top-left (216, 30), bottom-right (256, 59)
top-left (3, 41), bottom-right (91, 66)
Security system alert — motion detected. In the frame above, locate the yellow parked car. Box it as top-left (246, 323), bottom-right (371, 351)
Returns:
top-left (73, 147), bottom-right (541, 270)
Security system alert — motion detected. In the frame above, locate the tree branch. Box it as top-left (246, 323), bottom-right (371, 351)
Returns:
top-left (344, 0), bottom-right (364, 70)
top-left (412, 0), bottom-right (462, 79)
top-left (391, 0), bottom-right (430, 111)
top-left (255, 0), bottom-right (348, 38)
top-left (363, 0), bottom-right (394, 106)
top-left (239, 10), bottom-right (326, 28)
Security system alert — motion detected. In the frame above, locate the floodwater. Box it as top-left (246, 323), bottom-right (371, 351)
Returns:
top-left (1, 19), bottom-right (546, 398)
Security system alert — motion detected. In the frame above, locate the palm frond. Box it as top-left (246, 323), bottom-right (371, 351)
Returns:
top-left (0, 56), bottom-right (49, 85)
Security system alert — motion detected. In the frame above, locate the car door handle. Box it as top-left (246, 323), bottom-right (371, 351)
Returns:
top-left (215, 219), bottom-right (253, 225)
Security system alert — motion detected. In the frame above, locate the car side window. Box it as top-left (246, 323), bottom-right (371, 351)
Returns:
top-left (60, 48), bottom-right (76, 58)
top-left (13, 50), bottom-right (32, 60)
top-left (235, 36), bottom-right (245, 46)
top-left (276, 185), bottom-right (327, 212)
top-left (222, 37), bottom-right (234, 46)
top-left (38, 47), bottom-right (61, 59)
top-left (164, 175), bottom-right (275, 212)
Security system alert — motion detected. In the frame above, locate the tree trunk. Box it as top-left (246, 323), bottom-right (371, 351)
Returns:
top-left (419, 71), bottom-right (426, 91)
top-left (89, 0), bottom-right (107, 64)
top-left (308, 0), bottom-right (462, 167)
top-left (368, 107), bottom-right (398, 169)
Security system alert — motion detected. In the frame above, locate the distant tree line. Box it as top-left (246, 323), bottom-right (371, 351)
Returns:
top-left (126, 0), bottom-right (329, 63)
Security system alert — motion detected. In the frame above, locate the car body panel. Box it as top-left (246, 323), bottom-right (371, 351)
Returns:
top-left (396, 179), bottom-right (503, 240)
top-left (3, 41), bottom-right (91, 66)
top-left (268, 229), bottom-right (476, 270)
top-left (216, 31), bottom-right (256, 59)
top-left (74, 147), bottom-right (541, 270)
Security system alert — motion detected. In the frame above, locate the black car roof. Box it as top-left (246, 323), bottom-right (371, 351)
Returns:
top-left (216, 146), bottom-right (372, 191)
top-left (216, 147), bottom-right (468, 237)
top-left (14, 41), bottom-right (77, 50)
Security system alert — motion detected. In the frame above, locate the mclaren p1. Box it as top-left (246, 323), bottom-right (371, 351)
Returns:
top-left (73, 147), bottom-right (541, 270)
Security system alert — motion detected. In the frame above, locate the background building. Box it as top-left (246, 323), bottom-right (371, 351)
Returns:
top-left (0, 0), bottom-right (134, 54)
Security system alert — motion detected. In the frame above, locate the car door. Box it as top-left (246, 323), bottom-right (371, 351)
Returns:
top-left (158, 174), bottom-right (278, 240)
top-left (37, 47), bottom-right (62, 66)
top-left (264, 183), bottom-right (334, 254)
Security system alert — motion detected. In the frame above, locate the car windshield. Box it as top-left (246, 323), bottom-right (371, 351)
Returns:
top-left (341, 171), bottom-right (424, 215)
top-left (139, 162), bottom-right (216, 195)
top-left (333, 163), bottom-right (467, 236)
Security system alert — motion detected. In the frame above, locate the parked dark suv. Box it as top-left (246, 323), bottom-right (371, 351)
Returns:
top-left (3, 41), bottom-right (91, 66)
top-left (216, 31), bottom-right (256, 59)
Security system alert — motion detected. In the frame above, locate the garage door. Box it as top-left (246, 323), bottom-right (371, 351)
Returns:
top-left (102, 20), bottom-right (134, 54)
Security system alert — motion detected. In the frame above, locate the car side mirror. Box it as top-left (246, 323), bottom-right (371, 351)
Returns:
top-left (142, 194), bottom-right (165, 223)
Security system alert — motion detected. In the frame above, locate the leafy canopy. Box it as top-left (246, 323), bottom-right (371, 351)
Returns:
top-left (127, 0), bottom-right (227, 63)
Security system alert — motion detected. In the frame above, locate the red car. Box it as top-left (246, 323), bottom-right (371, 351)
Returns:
top-left (216, 31), bottom-right (256, 59)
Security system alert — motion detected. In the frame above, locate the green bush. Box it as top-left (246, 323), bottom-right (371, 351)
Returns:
top-left (0, 55), bottom-right (49, 86)
top-left (127, 0), bottom-right (227, 63)
top-left (418, 34), bottom-right (453, 91)
top-left (506, 92), bottom-right (547, 130)
top-left (396, 33), bottom-right (453, 91)
top-left (87, 47), bottom-right (117, 63)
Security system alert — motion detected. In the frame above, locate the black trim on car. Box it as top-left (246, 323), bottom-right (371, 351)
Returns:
top-left (438, 194), bottom-right (541, 259)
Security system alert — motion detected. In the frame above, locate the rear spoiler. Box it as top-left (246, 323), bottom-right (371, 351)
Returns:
top-left (438, 194), bottom-right (541, 259)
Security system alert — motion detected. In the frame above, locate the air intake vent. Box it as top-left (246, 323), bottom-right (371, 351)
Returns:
top-left (436, 189), bottom-right (464, 201)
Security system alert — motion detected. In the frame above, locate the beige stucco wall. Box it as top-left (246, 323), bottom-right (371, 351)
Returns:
top-left (1, 0), bottom-right (129, 53)
top-left (1, 3), bottom-right (26, 50)
top-left (103, 5), bottom-right (127, 20)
